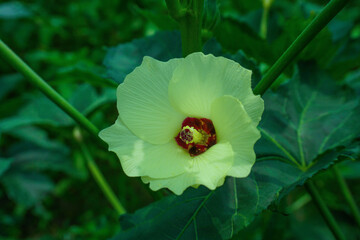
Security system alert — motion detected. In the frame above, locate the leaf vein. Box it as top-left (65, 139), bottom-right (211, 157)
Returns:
top-left (175, 191), bottom-right (214, 240)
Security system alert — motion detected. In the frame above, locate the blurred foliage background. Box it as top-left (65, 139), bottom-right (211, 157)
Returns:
top-left (0, 0), bottom-right (359, 239)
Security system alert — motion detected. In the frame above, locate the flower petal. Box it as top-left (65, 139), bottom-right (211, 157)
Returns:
top-left (117, 57), bottom-right (186, 144)
top-left (141, 142), bottom-right (234, 195)
top-left (211, 95), bottom-right (261, 178)
top-left (168, 52), bottom-right (264, 124)
top-left (99, 119), bottom-right (192, 178)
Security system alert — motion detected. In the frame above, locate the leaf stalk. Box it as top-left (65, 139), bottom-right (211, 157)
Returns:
top-left (75, 128), bottom-right (126, 215)
top-left (332, 165), bottom-right (360, 228)
top-left (305, 180), bottom-right (346, 240)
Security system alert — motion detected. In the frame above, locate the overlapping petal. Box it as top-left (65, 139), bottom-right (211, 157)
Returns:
top-left (211, 95), bottom-right (261, 177)
top-left (117, 57), bottom-right (186, 145)
top-left (99, 119), bottom-right (192, 178)
top-left (101, 53), bottom-right (264, 195)
top-left (168, 53), bottom-right (264, 124)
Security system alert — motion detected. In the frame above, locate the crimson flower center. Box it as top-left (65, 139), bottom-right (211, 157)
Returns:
top-left (175, 117), bottom-right (217, 156)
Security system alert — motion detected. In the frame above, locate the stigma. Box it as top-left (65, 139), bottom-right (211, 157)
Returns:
top-left (179, 126), bottom-right (204, 144)
top-left (175, 117), bottom-right (216, 156)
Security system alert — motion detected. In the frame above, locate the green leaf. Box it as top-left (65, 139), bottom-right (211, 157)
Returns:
top-left (345, 69), bottom-right (360, 95)
top-left (339, 161), bottom-right (360, 179)
top-left (257, 62), bottom-right (360, 168)
top-left (111, 153), bottom-right (341, 240)
top-left (1, 142), bottom-right (78, 208)
top-left (1, 171), bottom-right (54, 208)
top-left (328, 39), bottom-right (360, 80)
top-left (104, 34), bottom-right (260, 88)
top-left (328, 19), bottom-right (354, 42)
top-left (0, 73), bottom-right (23, 100)
top-left (5, 142), bottom-right (76, 176)
top-left (131, 4), bottom-right (178, 30)
top-left (0, 84), bottom-right (115, 133)
top-left (215, 4), bottom-right (342, 70)
top-left (69, 84), bottom-right (98, 113)
top-left (109, 62), bottom-right (360, 240)
top-left (110, 142), bottom-right (355, 239)
top-left (56, 61), bottom-right (117, 88)
top-left (202, 0), bottom-right (220, 31)
top-left (225, 0), bottom-right (261, 14)
top-left (5, 126), bottom-right (66, 150)
top-left (225, 51), bottom-right (262, 87)
top-left (0, 95), bottom-right (73, 131)
top-left (0, 158), bottom-right (12, 176)
top-left (103, 31), bottom-right (182, 84)
top-left (0, 2), bottom-right (31, 19)
top-left (214, 16), bottom-right (273, 64)
top-left (336, 141), bottom-right (360, 179)
top-left (271, 17), bottom-right (339, 67)
top-left (69, 85), bottom-right (116, 116)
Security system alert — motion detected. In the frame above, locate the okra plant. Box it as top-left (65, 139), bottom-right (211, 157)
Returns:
top-left (0, 0), bottom-right (359, 239)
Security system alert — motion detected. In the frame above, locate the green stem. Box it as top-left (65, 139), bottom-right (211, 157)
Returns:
top-left (332, 165), bottom-right (360, 228)
top-left (0, 39), bottom-right (99, 137)
top-left (0, 39), bottom-right (127, 215)
top-left (166, 0), bottom-right (204, 56)
top-left (254, 0), bottom-right (350, 96)
top-left (287, 193), bottom-right (312, 213)
top-left (305, 180), bottom-right (346, 240)
top-left (260, 7), bottom-right (269, 39)
top-left (75, 129), bottom-right (126, 215)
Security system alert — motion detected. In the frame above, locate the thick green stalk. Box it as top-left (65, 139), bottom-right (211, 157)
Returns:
top-left (166, 0), bottom-right (204, 56)
top-left (75, 129), bottom-right (126, 215)
top-left (179, 13), bottom-right (202, 57)
top-left (254, 0), bottom-right (350, 95)
top-left (332, 165), bottom-right (360, 227)
top-left (305, 180), bottom-right (346, 240)
top-left (0, 39), bottom-right (99, 137)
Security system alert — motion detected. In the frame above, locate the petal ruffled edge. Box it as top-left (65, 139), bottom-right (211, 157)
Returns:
top-left (99, 118), bottom-right (192, 178)
top-left (211, 95), bottom-right (261, 178)
top-left (168, 52), bottom-right (264, 125)
top-left (141, 142), bottom-right (234, 195)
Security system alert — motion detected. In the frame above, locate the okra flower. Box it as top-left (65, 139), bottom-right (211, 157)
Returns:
top-left (99, 52), bottom-right (264, 195)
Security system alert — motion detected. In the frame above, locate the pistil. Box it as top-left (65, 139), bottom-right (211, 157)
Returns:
top-left (175, 117), bottom-right (216, 156)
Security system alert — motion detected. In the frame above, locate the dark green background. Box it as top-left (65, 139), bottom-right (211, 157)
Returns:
top-left (0, 0), bottom-right (359, 239)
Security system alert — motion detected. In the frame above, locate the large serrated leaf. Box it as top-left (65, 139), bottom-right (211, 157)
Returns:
top-left (257, 62), bottom-right (360, 168)
top-left (111, 154), bottom-right (343, 240)
top-left (0, 84), bottom-right (115, 133)
top-left (0, 141), bottom-right (78, 208)
top-left (1, 171), bottom-right (54, 208)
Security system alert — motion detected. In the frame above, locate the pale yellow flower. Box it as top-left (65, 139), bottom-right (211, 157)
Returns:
top-left (99, 52), bottom-right (264, 195)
